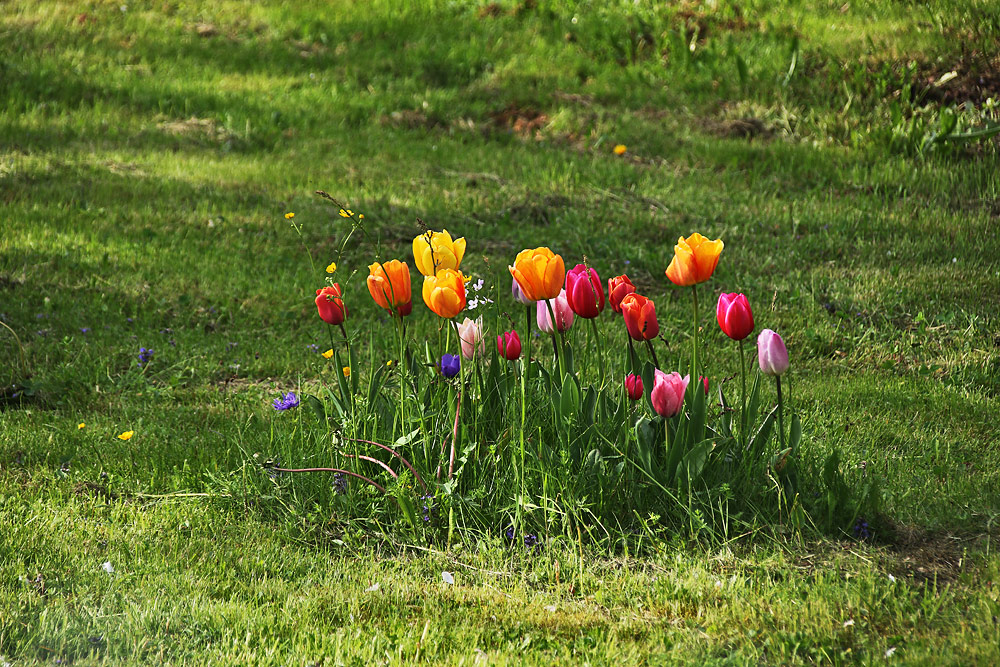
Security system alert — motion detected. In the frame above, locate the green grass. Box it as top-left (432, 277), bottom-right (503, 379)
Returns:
top-left (2, 0), bottom-right (1000, 663)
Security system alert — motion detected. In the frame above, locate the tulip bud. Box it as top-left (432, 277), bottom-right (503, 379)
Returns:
top-left (757, 329), bottom-right (789, 376)
top-left (701, 377), bottom-right (709, 395)
top-left (536, 289), bottom-right (574, 334)
top-left (439, 354), bottom-right (461, 378)
top-left (511, 276), bottom-right (535, 305)
top-left (650, 370), bottom-right (689, 418)
top-left (607, 275), bottom-right (636, 314)
top-left (625, 373), bottom-right (644, 401)
top-left (457, 317), bottom-right (485, 360)
top-left (620, 293), bottom-right (659, 341)
top-left (497, 330), bottom-right (522, 361)
top-left (565, 264), bottom-right (605, 318)
top-left (315, 284), bottom-right (347, 325)
top-left (716, 292), bottom-right (754, 341)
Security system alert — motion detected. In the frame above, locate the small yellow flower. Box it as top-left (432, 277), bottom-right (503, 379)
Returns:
top-left (321, 349), bottom-right (334, 359)
top-left (613, 144), bottom-right (627, 156)
top-left (325, 261), bottom-right (337, 273)
top-left (117, 431), bottom-right (134, 441)
top-left (284, 212), bottom-right (295, 219)
top-left (342, 366), bottom-right (351, 378)
top-left (386, 360), bottom-right (394, 367)
top-left (78, 422), bottom-right (86, 429)
top-left (339, 208), bottom-right (353, 218)
top-left (358, 214), bottom-right (364, 219)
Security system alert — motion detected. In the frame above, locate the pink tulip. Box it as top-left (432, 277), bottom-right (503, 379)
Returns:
top-left (565, 264), bottom-right (605, 319)
top-left (757, 329), bottom-right (789, 376)
top-left (701, 377), bottom-right (709, 395)
top-left (716, 293), bottom-right (754, 341)
top-left (458, 316), bottom-right (485, 360)
top-left (625, 373), bottom-right (644, 401)
top-left (650, 370), bottom-right (689, 418)
top-left (536, 289), bottom-right (574, 334)
top-left (511, 276), bottom-right (535, 306)
top-left (497, 330), bottom-right (522, 361)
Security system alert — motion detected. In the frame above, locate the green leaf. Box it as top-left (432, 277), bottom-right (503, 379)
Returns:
top-left (789, 413), bottom-right (802, 454)
top-left (748, 405), bottom-right (777, 460)
top-left (305, 394), bottom-right (327, 423)
top-left (559, 373), bottom-right (580, 420)
top-left (324, 386), bottom-right (346, 421)
top-left (735, 53), bottom-right (748, 88)
top-left (348, 342), bottom-right (359, 396)
top-left (396, 494), bottom-right (418, 531)
top-left (677, 439), bottom-right (712, 485)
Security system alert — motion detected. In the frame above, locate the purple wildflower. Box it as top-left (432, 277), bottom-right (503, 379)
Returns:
top-left (439, 354), bottom-right (461, 378)
top-left (137, 347), bottom-right (154, 367)
top-left (272, 391), bottom-right (299, 411)
top-left (853, 517), bottom-right (871, 540)
top-left (332, 472), bottom-right (348, 495)
top-left (80, 327), bottom-right (90, 334)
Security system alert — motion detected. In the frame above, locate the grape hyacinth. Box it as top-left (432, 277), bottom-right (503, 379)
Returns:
top-left (137, 347), bottom-right (154, 367)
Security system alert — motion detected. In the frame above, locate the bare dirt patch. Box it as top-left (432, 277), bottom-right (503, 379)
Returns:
top-left (489, 104), bottom-right (549, 139)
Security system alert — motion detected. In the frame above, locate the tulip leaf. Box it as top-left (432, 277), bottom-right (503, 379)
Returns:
top-left (745, 370), bottom-right (762, 434)
top-left (562, 340), bottom-right (575, 376)
top-left (789, 413), bottom-right (802, 454)
top-left (749, 405), bottom-right (778, 460)
top-left (677, 439), bottom-right (712, 487)
top-left (306, 394), bottom-right (327, 423)
top-left (633, 416), bottom-right (658, 475)
top-left (559, 374), bottom-right (580, 420)
top-left (334, 349), bottom-right (351, 409)
top-left (324, 386), bottom-right (346, 421)
top-left (688, 376), bottom-right (707, 443)
top-left (640, 361), bottom-right (656, 411)
top-left (367, 364), bottom-right (388, 405)
top-left (396, 493), bottom-right (418, 532)
top-left (581, 386), bottom-right (598, 427)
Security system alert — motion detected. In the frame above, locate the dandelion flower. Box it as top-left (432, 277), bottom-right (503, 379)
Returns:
top-left (117, 431), bottom-right (134, 441)
top-left (342, 366), bottom-right (351, 378)
top-left (78, 422), bottom-right (86, 429)
top-left (613, 144), bottom-right (627, 155)
top-left (321, 349), bottom-right (334, 359)
top-left (325, 261), bottom-right (337, 273)
top-left (284, 212), bottom-right (295, 219)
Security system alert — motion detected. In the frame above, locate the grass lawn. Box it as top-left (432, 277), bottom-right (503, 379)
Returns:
top-left (2, 0), bottom-right (999, 663)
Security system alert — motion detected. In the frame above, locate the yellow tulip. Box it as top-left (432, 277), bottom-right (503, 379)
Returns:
top-left (665, 233), bottom-right (724, 287)
top-left (422, 269), bottom-right (467, 319)
top-left (412, 229), bottom-right (467, 277)
top-left (508, 247), bottom-right (565, 302)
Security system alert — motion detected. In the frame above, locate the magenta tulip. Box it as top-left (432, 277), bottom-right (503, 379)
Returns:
top-left (757, 329), bottom-right (789, 376)
top-left (625, 373), bottom-right (643, 401)
top-left (716, 293), bottom-right (754, 341)
top-left (701, 376), bottom-right (709, 395)
top-left (651, 370), bottom-right (689, 418)
top-left (565, 264), bottom-right (605, 318)
top-left (536, 289), bottom-right (574, 334)
top-left (497, 330), bottom-right (522, 361)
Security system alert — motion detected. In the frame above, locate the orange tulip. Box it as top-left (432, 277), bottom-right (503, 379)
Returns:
top-left (421, 269), bottom-right (466, 319)
top-left (620, 293), bottom-right (659, 341)
top-left (367, 260), bottom-right (412, 316)
top-left (508, 247), bottom-right (565, 302)
top-left (665, 233), bottom-right (724, 287)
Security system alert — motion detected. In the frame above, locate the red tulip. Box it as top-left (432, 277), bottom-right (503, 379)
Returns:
top-left (651, 370), bottom-right (689, 418)
top-left (701, 377), bottom-right (709, 395)
top-left (625, 373), bottom-right (643, 401)
top-left (315, 284), bottom-right (347, 325)
top-left (620, 293), bottom-right (659, 341)
top-left (716, 292), bottom-right (754, 341)
top-left (497, 330), bottom-right (522, 361)
top-left (607, 275), bottom-right (636, 314)
top-left (565, 264), bottom-right (605, 318)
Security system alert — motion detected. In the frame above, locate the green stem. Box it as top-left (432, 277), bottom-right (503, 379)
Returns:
top-left (525, 303), bottom-right (532, 360)
top-left (543, 299), bottom-right (564, 380)
top-left (589, 317), bottom-right (606, 388)
top-left (691, 285), bottom-right (699, 381)
top-left (739, 338), bottom-right (747, 448)
top-left (644, 338), bottom-right (660, 369)
top-left (776, 375), bottom-right (786, 449)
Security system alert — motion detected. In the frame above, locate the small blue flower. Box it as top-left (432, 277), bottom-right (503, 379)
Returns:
top-left (80, 327), bottom-right (91, 334)
top-left (439, 354), bottom-right (461, 378)
top-left (272, 391), bottom-right (300, 411)
top-left (137, 347), bottom-right (154, 367)
top-left (332, 472), bottom-right (348, 494)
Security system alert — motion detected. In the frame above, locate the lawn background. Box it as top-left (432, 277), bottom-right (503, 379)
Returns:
top-left (2, 0), bottom-right (999, 663)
